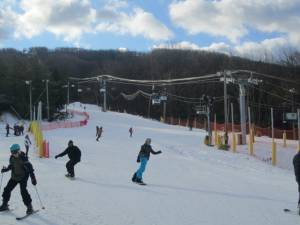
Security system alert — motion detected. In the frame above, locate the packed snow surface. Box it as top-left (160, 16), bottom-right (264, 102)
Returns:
top-left (0, 102), bottom-right (299, 225)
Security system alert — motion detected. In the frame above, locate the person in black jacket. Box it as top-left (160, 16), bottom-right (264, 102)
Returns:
top-left (55, 140), bottom-right (81, 178)
top-left (293, 151), bottom-right (300, 214)
top-left (131, 138), bottom-right (162, 184)
top-left (0, 144), bottom-right (37, 214)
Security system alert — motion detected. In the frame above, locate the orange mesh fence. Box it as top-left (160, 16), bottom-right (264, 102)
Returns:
top-left (165, 117), bottom-right (299, 140)
top-left (41, 110), bottom-right (89, 131)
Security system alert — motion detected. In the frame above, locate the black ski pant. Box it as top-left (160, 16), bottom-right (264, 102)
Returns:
top-left (66, 160), bottom-right (79, 177)
top-left (25, 145), bottom-right (29, 157)
top-left (2, 176), bottom-right (32, 206)
top-left (297, 179), bottom-right (300, 205)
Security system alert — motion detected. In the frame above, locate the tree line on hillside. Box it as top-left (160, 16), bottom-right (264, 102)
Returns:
top-left (0, 47), bottom-right (299, 129)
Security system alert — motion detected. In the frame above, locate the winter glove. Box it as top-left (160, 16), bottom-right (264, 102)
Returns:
top-left (31, 176), bottom-right (37, 186)
top-left (1, 167), bottom-right (9, 173)
top-left (157, 150), bottom-right (162, 154)
top-left (55, 155), bottom-right (58, 159)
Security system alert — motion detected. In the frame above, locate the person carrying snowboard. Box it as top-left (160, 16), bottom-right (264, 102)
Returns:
top-left (132, 138), bottom-right (162, 185)
top-left (293, 150), bottom-right (300, 214)
top-left (55, 140), bottom-right (81, 178)
top-left (0, 144), bottom-right (37, 214)
top-left (24, 134), bottom-right (32, 157)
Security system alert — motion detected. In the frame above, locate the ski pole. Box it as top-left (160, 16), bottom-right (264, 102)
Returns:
top-left (34, 186), bottom-right (45, 209)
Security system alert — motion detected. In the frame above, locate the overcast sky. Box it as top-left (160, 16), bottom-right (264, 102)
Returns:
top-left (0, 0), bottom-right (299, 60)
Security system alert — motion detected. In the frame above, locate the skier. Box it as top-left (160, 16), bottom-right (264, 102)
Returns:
top-left (131, 138), bottom-right (162, 185)
top-left (129, 127), bottom-right (133, 137)
top-left (5, 123), bottom-right (10, 137)
top-left (24, 135), bottom-right (32, 157)
top-left (96, 126), bottom-right (103, 141)
top-left (293, 151), bottom-right (300, 214)
top-left (55, 140), bottom-right (81, 178)
top-left (0, 144), bottom-right (37, 214)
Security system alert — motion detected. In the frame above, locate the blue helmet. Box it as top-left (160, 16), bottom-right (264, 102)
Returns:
top-left (10, 144), bottom-right (20, 153)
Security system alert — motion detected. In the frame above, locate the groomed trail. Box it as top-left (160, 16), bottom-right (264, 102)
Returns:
top-left (0, 103), bottom-right (298, 225)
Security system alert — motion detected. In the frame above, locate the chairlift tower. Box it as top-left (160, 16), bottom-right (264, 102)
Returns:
top-left (230, 71), bottom-right (262, 145)
top-left (195, 95), bottom-right (214, 145)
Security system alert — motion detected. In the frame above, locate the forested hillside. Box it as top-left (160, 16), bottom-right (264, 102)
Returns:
top-left (0, 47), bottom-right (299, 128)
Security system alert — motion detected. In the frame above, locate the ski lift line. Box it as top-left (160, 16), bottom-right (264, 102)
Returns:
top-left (106, 78), bottom-right (221, 87)
top-left (69, 73), bottom-right (221, 84)
top-left (33, 88), bottom-right (46, 106)
top-left (251, 86), bottom-right (300, 106)
top-left (105, 77), bottom-right (221, 85)
top-left (231, 70), bottom-right (300, 85)
top-left (249, 102), bottom-right (292, 109)
top-left (167, 93), bottom-right (225, 101)
top-left (107, 80), bottom-right (154, 87)
top-left (262, 80), bottom-right (299, 94)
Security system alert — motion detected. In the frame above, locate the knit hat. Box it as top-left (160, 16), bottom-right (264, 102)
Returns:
top-left (10, 144), bottom-right (20, 153)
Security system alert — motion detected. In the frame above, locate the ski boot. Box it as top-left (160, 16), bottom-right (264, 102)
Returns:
top-left (26, 204), bottom-right (33, 215)
top-left (136, 178), bottom-right (146, 185)
top-left (0, 203), bottom-right (9, 212)
top-left (131, 173), bottom-right (137, 182)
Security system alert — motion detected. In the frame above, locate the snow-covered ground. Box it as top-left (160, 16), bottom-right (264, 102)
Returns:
top-left (0, 103), bottom-right (299, 225)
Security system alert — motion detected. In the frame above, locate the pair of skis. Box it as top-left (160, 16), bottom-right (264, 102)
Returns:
top-left (1, 208), bottom-right (39, 220)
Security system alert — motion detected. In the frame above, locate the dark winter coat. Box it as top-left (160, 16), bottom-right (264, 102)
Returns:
top-left (56, 145), bottom-right (81, 162)
top-left (293, 152), bottom-right (300, 182)
top-left (137, 144), bottom-right (161, 162)
top-left (2, 151), bottom-right (35, 182)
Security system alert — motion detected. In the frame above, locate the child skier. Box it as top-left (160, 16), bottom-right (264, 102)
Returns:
top-left (55, 140), bottom-right (81, 178)
top-left (131, 138), bottom-right (162, 185)
top-left (0, 144), bottom-right (37, 214)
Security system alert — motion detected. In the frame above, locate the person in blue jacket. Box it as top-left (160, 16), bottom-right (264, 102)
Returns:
top-left (132, 138), bottom-right (162, 184)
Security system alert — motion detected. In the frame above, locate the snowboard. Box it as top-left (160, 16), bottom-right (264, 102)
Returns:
top-left (65, 174), bottom-right (75, 180)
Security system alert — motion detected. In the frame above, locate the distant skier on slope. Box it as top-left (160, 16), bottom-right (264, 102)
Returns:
top-left (293, 151), bottom-right (300, 214)
top-left (129, 127), bottom-right (133, 137)
top-left (24, 135), bottom-right (32, 157)
top-left (0, 144), bottom-right (37, 214)
top-left (55, 140), bottom-right (81, 178)
top-left (131, 138), bottom-right (162, 185)
top-left (5, 123), bottom-right (10, 137)
top-left (96, 126), bottom-right (103, 141)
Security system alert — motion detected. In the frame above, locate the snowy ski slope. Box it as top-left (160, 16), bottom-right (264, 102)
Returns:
top-left (0, 103), bottom-right (299, 225)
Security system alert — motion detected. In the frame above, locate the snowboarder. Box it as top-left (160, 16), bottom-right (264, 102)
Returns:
top-left (293, 151), bottom-right (300, 214)
top-left (5, 123), bottom-right (10, 137)
top-left (131, 138), bottom-right (162, 185)
top-left (24, 135), bottom-right (32, 157)
top-left (0, 144), bottom-right (37, 214)
top-left (129, 127), bottom-right (133, 137)
top-left (55, 140), bottom-right (81, 178)
top-left (96, 126), bottom-right (103, 141)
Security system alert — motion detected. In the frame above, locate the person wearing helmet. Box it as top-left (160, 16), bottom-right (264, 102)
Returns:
top-left (0, 144), bottom-right (37, 214)
top-left (55, 140), bottom-right (81, 179)
top-left (132, 138), bottom-right (162, 185)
